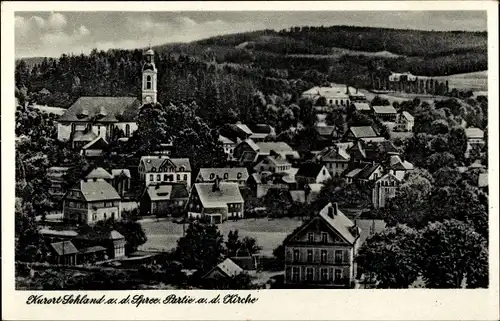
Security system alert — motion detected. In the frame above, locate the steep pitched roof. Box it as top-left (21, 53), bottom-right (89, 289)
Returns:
top-left (198, 168), bottom-right (249, 181)
top-left (69, 179), bottom-right (121, 202)
top-left (357, 164), bottom-right (382, 180)
top-left (219, 135), bottom-right (234, 145)
top-left (345, 167), bottom-right (365, 178)
top-left (204, 258), bottom-right (244, 279)
top-left (86, 167), bottom-right (113, 180)
top-left (146, 183), bottom-right (189, 201)
top-left (140, 156), bottom-right (192, 172)
top-left (401, 111), bottom-right (414, 121)
top-left (390, 155), bottom-right (414, 170)
top-left (349, 126), bottom-right (377, 138)
top-left (111, 169), bottom-right (131, 178)
top-left (194, 182), bottom-right (244, 208)
top-left (296, 163), bottom-right (326, 178)
top-left (234, 124), bottom-right (253, 135)
top-left (81, 136), bottom-right (109, 150)
top-left (373, 105), bottom-right (397, 114)
top-left (318, 203), bottom-right (358, 244)
top-left (314, 146), bottom-right (350, 162)
top-left (50, 241), bottom-right (79, 255)
top-left (59, 97), bottom-right (141, 123)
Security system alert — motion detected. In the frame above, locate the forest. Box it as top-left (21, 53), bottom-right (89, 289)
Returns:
top-left (15, 25), bottom-right (487, 111)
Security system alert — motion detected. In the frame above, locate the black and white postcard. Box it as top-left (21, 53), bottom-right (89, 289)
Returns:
top-left (2, 1), bottom-right (499, 320)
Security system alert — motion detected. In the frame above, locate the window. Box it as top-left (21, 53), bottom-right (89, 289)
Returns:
top-left (152, 167), bottom-right (156, 172)
top-left (97, 125), bottom-right (101, 136)
top-left (146, 75), bottom-right (152, 90)
top-left (292, 267), bottom-right (300, 282)
top-left (183, 174), bottom-right (188, 181)
top-left (210, 173), bottom-right (215, 180)
top-left (307, 250), bottom-right (313, 262)
top-left (237, 172), bottom-right (242, 179)
top-left (178, 166), bottom-right (185, 172)
top-left (157, 174), bottom-right (161, 181)
top-left (104, 213), bottom-right (107, 220)
top-left (306, 268), bottom-right (314, 281)
top-left (111, 213), bottom-right (115, 220)
top-left (321, 268), bottom-right (328, 281)
top-left (334, 269), bottom-right (342, 281)
top-left (321, 250), bottom-right (327, 263)
top-left (164, 174), bottom-right (168, 181)
top-left (335, 100), bottom-right (339, 105)
top-left (125, 124), bottom-right (130, 137)
top-left (329, 99), bottom-right (333, 104)
top-left (293, 249), bottom-right (299, 262)
top-left (335, 250), bottom-right (343, 263)
top-left (308, 233), bottom-right (314, 242)
top-left (176, 174), bottom-right (181, 180)
top-left (323, 169), bottom-right (326, 175)
top-left (321, 232), bottom-right (328, 243)
top-left (223, 173), bottom-right (229, 180)
top-left (149, 174), bottom-right (153, 181)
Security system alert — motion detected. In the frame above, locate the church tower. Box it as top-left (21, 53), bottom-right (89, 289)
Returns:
top-left (142, 48), bottom-right (157, 105)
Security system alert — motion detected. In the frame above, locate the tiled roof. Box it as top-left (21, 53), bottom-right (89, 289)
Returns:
top-left (353, 102), bottom-right (371, 111)
top-left (465, 127), bottom-right (484, 139)
top-left (194, 182), bottom-right (244, 208)
top-left (345, 167), bottom-right (364, 178)
top-left (59, 97), bottom-right (141, 123)
top-left (314, 146), bottom-right (350, 162)
top-left (256, 142), bottom-right (294, 154)
top-left (86, 167), bottom-right (113, 180)
top-left (146, 183), bottom-right (189, 201)
top-left (373, 105), bottom-right (397, 114)
top-left (81, 136), bottom-right (109, 150)
top-left (243, 139), bottom-right (260, 152)
top-left (140, 156), bottom-right (192, 172)
top-left (198, 168), bottom-right (249, 181)
top-left (79, 245), bottom-right (107, 254)
top-left (296, 163), bottom-right (326, 178)
top-left (207, 258), bottom-right (244, 278)
top-left (50, 241), bottom-right (79, 255)
top-left (349, 126), bottom-right (377, 138)
top-left (356, 164), bottom-right (382, 180)
top-left (390, 155), bottom-right (414, 170)
top-left (318, 203), bottom-right (357, 244)
top-left (111, 169), bottom-right (131, 178)
top-left (234, 124), bottom-right (253, 135)
top-left (70, 179), bottom-right (121, 202)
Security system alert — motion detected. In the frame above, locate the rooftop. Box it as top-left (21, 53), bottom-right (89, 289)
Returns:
top-left (373, 105), bottom-right (397, 114)
top-left (349, 126), bottom-right (378, 138)
top-left (59, 97), bottom-right (141, 123)
top-left (353, 102), bottom-right (371, 111)
top-left (296, 163), bottom-right (326, 178)
top-left (140, 156), bottom-right (192, 172)
top-left (198, 167), bottom-right (249, 182)
top-left (86, 167), bottom-right (113, 180)
top-left (50, 241), bottom-right (79, 256)
top-left (194, 182), bottom-right (244, 209)
top-left (69, 179), bottom-right (121, 202)
top-left (465, 127), bottom-right (485, 139)
top-left (146, 183), bottom-right (189, 201)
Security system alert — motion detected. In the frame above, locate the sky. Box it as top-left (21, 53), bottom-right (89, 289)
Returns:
top-left (14, 11), bottom-right (487, 58)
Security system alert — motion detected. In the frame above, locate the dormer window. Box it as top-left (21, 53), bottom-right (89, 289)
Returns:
top-left (152, 167), bottom-right (156, 172)
top-left (179, 166), bottom-right (185, 172)
top-left (223, 173), bottom-right (229, 180)
top-left (209, 173), bottom-right (215, 180)
top-left (237, 172), bottom-right (242, 179)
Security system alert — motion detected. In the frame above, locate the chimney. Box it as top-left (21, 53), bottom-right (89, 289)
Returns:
top-left (155, 184), bottom-right (160, 190)
top-left (212, 175), bottom-right (221, 192)
top-left (328, 206), bottom-right (334, 218)
top-left (328, 203), bottom-right (338, 218)
top-left (333, 203), bottom-right (338, 216)
top-left (356, 87), bottom-right (359, 94)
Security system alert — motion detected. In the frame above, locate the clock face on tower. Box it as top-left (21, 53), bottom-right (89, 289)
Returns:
top-left (144, 96), bottom-right (152, 104)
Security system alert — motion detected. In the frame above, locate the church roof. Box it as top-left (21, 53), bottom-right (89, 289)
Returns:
top-left (59, 97), bottom-right (141, 123)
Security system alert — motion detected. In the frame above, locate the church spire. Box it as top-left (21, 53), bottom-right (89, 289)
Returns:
top-left (142, 47), bottom-right (157, 105)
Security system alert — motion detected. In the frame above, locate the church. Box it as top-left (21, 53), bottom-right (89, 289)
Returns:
top-left (56, 48), bottom-right (158, 146)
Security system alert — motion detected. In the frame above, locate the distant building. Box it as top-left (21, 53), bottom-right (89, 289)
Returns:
top-left (86, 167), bottom-right (113, 182)
top-left (397, 111), bottom-right (415, 132)
top-left (234, 140), bottom-right (300, 166)
top-left (465, 127), bottom-right (485, 159)
top-left (219, 135), bottom-right (236, 160)
top-left (63, 177), bottom-right (121, 225)
top-left (313, 146), bottom-right (350, 177)
top-left (111, 169), bottom-right (132, 197)
top-left (295, 163), bottom-right (331, 188)
top-left (186, 179), bottom-right (244, 224)
top-left (372, 105), bottom-right (398, 122)
top-left (80, 136), bottom-right (109, 158)
top-left (352, 102), bottom-right (371, 113)
top-left (196, 167), bottom-right (249, 187)
top-left (247, 170), bottom-right (297, 198)
top-left (284, 202), bottom-right (361, 288)
top-left (203, 258), bottom-right (245, 281)
top-left (349, 139), bottom-right (399, 164)
top-left (47, 166), bottom-right (70, 201)
top-left (348, 87), bottom-right (367, 103)
top-left (48, 241), bottom-right (79, 265)
top-left (389, 155), bottom-right (414, 180)
top-left (220, 123), bottom-right (276, 144)
top-left (253, 155), bottom-right (292, 174)
top-left (140, 183), bottom-right (189, 216)
top-left (345, 163), bottom-right (384, 184)
top-left (344, 126), bottom-right (379, 141)
top-left (302, 85), bottom-right (351, 107)
top-left (372, 172), bottom-right (401, 208)
top-left (138, 155), bottom-right (192, 188)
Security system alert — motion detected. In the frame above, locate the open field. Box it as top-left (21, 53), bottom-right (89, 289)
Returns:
top-left (286, 49), bottom-right (401, 59)
top-left (139, 218), bottom-right (304, 256)
top-left (422, 70), bottom-right (488, 91)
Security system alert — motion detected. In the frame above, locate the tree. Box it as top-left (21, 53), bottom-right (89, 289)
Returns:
top-left (447, 126), bottom-right (468, 162)
top-left (262, 188), bottom-right (293, 218)
top-left (15, 198), bottom-right (48, 263)
top-left (175, 221), bottom-right (224, 272)
top-left (226, 230), bottom-right (242, 257)
top-left (356, 225), bottom-right (421, 288)
top-left (420, 219), bottom-right (488, 288)
top-left (371, 95), bottom-right (390, 106)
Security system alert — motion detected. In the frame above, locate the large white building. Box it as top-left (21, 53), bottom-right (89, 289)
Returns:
top-left (138, 155), bottom-right (192, 188)
top-left (57, 49), bottom-right (158, 145)
top-left (302, 84), bottom-right (350, 107)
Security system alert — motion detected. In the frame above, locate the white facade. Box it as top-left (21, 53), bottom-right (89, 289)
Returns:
top-left (141, 49), bottom-right (158, 105)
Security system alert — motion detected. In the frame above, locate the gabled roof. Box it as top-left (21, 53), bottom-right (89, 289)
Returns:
top-left (465, 127), bottom-right (484, 139)
top-left (254, 156), bottom-right (291, 170)
top-left (86, 167), bottom-right (113, 180)
top-left (68, 179), bottom-right (121, 202)
top-left (140, 156), bottom-right (192, 172)
top-left (401, 111), bottom-right (414, 121)
top-left (314, 146), bottom-right (350, 162)
top-left (390, 155), bottom-right (414, 170)
top-left (198, 168), bottom-right (249, 181)
top-left (345, 167), bottom-right (365, 179)
top-left (317, 203), bottom-right (358, 244)
top-left (256, 142), bottom-right (294, 154)
top-left (194, 182), bottom-right (244, 208)
top-left (234, 124), bottom-right (253, 135)
top-left (50, 241), bottom-right (79, 255)
top-left (79, 245), bottom-right (107, 254)
top-left (81, 136), bottom-right (109, 150)
top-left (219, 135), bottom-right (234, 145)
top-left (59, 97), bottom-right (141, 123)
top-left (353, 102), bottom-right (371, 111)
top-left (204, 258), bottom-right (244, 279)
top-left (376, 172), bottom-right (401, 183)
top-left (73, 130), bottom-right (98, 142)
top-left (356, 164), bottom-right (382, 180)
top-left (146, 183), bottom-right (189, 201)
top-left (315, 126), bottom-right (335, 137)
top-left (111, 169), bottom-right (131, 178)
top-left (373, 105), bottom-right (397, 114)
top-left (296, 163), bottom-right (326, 178)
top-left (349, 126), bottom-right (378, 138)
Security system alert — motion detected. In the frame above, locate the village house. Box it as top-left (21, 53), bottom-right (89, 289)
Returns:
top-left (63, 177), bottom-right (121, 225)
top-left (253, 155), bottom-right (292, 174)
top-left (344, 163), bottom-right (384, 184)
top-left (56, 49), bottom-right (157, 145)
top-left (233, 140), bottom-right (300, 166)
top-left (314, 125), bottom-right (343, 146)
top-left (348, 139), bottom-right (399, 164)
top-left (397, 111), bottom-right (415, 131)
top-left (219, 135), bottom-right (236, 160)
top-left (372, 105), bottom-right (398, 122)
top-left (465, 127), bottom-right (486, 158)
top-left (138, 155), bottom-right (192, 188)
top-left (348, 87), bottom-right (367, 103)
top-left (295, 163), bottom-right (331, 188)
top-left (80, 136), bottom-right (109, 158)
top-left (196, 167), bottom-right (249, 187)
top-left (140, 183), bottom-right (189, 216)
top-left (352, 102), bottom-right (371, 113)
top-left (247, 170), bottom-right (297, 198)
top-left (372, 172), bottom-right (401, 208)
top-left (186, 179), bottom-right (244, 224)
top-left (389, 155), bottom-right (414, 180)
top-left (343, 126), bottom-right (380, 142)
top-left (86, 167), bottom-right (114, 182)
top-left (302, 85), bottom-right (351, 107)
top-left (283, 202), bottom-right (361, 288)
top-left (47, 166), bottom-right (70, 201)
top-left (48, 241), bottom-right (79, 265)
top-left (313, 145), bottom-right (350, 177)
top-left (203, 258), bottom-right (245, 282)
top-left (74, 229), bottom-right (127, 259)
